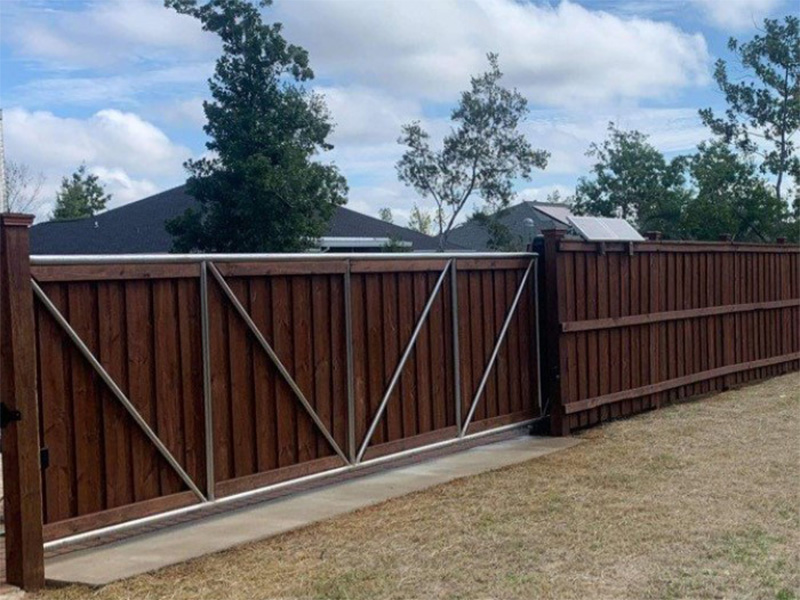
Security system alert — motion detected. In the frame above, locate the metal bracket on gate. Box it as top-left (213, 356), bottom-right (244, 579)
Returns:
top-left (0, 402), bottom-right (22, 429)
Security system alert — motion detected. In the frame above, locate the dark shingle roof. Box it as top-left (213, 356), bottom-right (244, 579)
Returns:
top-left (447, 201), bottom-right (572, 251)
top-left (30, 186), bottom-right (455, 254)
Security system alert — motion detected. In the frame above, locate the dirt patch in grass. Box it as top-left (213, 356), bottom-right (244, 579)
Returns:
top-left (36, 373), bottom-right (800, 600)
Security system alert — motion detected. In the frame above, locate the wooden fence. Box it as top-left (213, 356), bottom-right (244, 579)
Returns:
top-left (0, 211), bottom-right (542, 593)
top-left (537, 230), bottom-right (800, 434)
top-left (3, 211), bottom-right (799, 591)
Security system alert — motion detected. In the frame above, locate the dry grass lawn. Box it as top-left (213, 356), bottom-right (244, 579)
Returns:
top-left (37, 373), bottom-right (799, 600)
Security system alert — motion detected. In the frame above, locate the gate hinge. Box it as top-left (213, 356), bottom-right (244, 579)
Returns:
top-left (0, 402), bottom-right (22, 429)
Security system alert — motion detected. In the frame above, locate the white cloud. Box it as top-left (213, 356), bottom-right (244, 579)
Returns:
top-left (12, 63), bottom-right (214, 108)
top-left (6, 0), bottom-right (216, 69)
top-left (518, 184), bottom-right (574, 203)
top-left (321, 87), bottom-right (422, 145)
top-left (149, 97), bottom-right (208, 129)
top-left (3, 108), bottom-right (190, 220)
top-left (2, 0), bottom-right (718, 225)
top-left (275, 0), bottom-right (710, 106)
top-left (691, 0), bottom-right (787, 30)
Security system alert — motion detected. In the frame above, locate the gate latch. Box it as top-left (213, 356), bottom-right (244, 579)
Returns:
top-left (0, 402), bottom-right (21, 429)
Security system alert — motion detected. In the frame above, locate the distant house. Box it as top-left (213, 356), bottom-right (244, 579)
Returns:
top-left (30, 186), bottom-right (458, 254)
top-left (447, 201), bottom-right (573, 251)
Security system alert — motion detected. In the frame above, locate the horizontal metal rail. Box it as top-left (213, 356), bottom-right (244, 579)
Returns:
top-left (31, 279), bottom-right (207, 502)
top-left (43, 418), bottom-right (541, 551)
top-left (30, 252), bottom-right (536, 265)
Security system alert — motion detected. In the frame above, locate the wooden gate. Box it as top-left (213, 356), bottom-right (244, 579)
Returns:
top-left (1, 212), bottom-right (541, 589)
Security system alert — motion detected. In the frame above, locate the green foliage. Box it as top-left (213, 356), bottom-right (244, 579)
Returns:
top-left (570, 124), bottom-right (796, 242)
top-left (407, 203), bottom-right (433, 235)
top-left (683, 141), bottom-right (788, 242)
top-left (571, 123), bottom-right (688, 238)
top-left (51, 164), bottom-right (110, 221)
top-left (397, 53), bottom-right (549, 251)
top-left (378, 207), bottom-right (394, 224)
top-left (471, 209), bottom-right (518, 250)
top-left (164, 0), bottom-right (347, 252)
top-left (699, 16), bottom-right (800, 202)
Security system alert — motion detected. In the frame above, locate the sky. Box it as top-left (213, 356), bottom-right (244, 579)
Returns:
top-left (0, 0), bottom-right (794, 223)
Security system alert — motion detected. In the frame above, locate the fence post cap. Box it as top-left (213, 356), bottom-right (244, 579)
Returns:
top-left (645, 231), bottom-right (662, 241)
top-left (0, 214), bottom-right (35, 227)
top-left (541, 228), bottom-right (567, 239)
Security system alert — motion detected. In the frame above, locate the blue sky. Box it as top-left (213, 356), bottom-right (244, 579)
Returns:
top-left (0, 0), bottom-right (794, 222)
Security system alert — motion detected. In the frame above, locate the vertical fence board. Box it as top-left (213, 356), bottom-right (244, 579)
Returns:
top-left (97, 282), bottom-right (133, 509)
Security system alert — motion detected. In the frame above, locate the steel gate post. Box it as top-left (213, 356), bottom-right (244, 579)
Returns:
top-left (344, 259), bottom-right (356, 463)
top-left (533, 258), bottom-right (543, 414)
top-left (450, 260), bottom-right (462, 430)
top-left (200, 261), bottom-right (215, 500)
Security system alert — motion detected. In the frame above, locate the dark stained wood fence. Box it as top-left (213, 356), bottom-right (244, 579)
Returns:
top-left (537, 230), bottom-right (800, 434)
top-left (25, 254), bottom-right (540, 542)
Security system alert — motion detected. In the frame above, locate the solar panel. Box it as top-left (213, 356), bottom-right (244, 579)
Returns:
top-left (567, 216), bottom-right (645, 242)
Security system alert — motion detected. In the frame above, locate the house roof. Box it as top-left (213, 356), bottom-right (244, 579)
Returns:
top-left (30, 185), bottom-right (454, 254)
top-left (447, 201), bottom-right (573, 251)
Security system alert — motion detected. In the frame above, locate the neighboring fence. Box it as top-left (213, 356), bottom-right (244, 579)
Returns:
top-left (17, 243), bottom-right (540, 550)
top-left (537, 230), bottom-right (800, 434)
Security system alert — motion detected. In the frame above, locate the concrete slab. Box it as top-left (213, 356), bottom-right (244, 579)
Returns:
top-left (46, 434), bottom-right (581, 586)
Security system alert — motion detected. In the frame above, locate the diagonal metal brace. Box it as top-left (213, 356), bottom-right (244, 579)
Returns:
top-left (355, 260), bottom-right (453, 463)
top-left (460, 258), bottom-right (535, 436)
top-left (207, 262), bottom-right (349, 465)
top-left (31, 279), bottom-right (207, 502)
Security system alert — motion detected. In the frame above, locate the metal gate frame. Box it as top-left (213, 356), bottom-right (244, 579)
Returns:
top-left (27, 251), bottom-right (541, 552)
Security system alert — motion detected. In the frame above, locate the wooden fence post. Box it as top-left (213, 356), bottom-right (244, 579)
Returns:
top-left (0, 214), bottom-right (45, 591)
top-left (539, 229), bottom-right (569, 436)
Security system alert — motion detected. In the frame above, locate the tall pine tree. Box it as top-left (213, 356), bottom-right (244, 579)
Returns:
top-left (165, 0), bottom-right (347, 252)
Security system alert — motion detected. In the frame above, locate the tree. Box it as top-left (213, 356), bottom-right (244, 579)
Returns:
top-left (683, 140), bottom-right (787, 241)
top-left (699, 16), bottom-right (800, 202)
top-left (378, 207), bottom-right (394, 223)
top-left (469, 208), bottom-right (518, 250)
top-left (397, 53), bottom-right (549, 251)
top-left (164, 0), bottom-right (347, 252)
top-left (3, 160), bottom-right (45, 214)
top-left (571, 123), bottom-right (688, 238)
top-left (51, 164), bottom-right (111, 221)
top-left (407, 203), bottom-right (433, 235)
